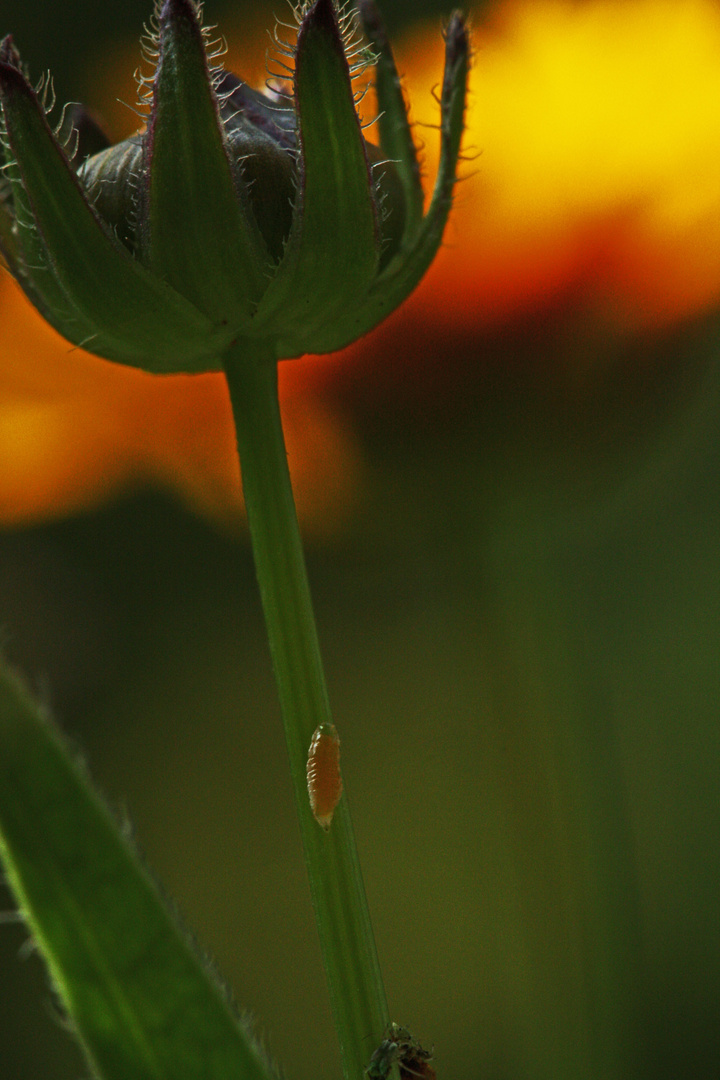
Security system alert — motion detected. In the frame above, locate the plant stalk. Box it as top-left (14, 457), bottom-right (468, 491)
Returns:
top-left (223, 343), bottom-right (389, 1080)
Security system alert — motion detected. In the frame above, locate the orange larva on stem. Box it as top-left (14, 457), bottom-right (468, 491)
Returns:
top-left (306, 723), bottom-right (343, 831)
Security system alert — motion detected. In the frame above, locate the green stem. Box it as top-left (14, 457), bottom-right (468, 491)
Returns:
top-left (223, 343), bottom-right (389, 1080)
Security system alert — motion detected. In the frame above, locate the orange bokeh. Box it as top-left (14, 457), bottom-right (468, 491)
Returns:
top-left (0, 274), bottom-right (365, 532)
top-left (396, 0), bottom-right (720, 330)
top-left (2, 0), bottom-right (720, 528)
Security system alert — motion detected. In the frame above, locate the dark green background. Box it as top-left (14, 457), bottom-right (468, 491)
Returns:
top-left (1, 2), bottom-right (719, 1079)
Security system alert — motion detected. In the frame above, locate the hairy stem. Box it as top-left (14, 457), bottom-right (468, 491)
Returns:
top-left (223, 344), bottom-right (388, 1080)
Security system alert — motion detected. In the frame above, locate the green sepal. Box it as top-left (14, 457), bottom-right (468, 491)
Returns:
top-left (0, 196), bottom-right (16, 270)
top-left (0, 661), bottom-right (278, 1080)
top-left (0, 49), bottom-right (233, 372)
top-left (301, 11), bottom-right (470, 356)
top-left (0, 37), bottom-right (101, 343)
top-left (251, 0), bottom-right (380, 355)
top-left (0, 116), bottom-right (19, 269)
top-left (142, 0), bottom-right (271, 325)
top-left (217, 75), bottom-right (296, 264)
top-left (1, 157), bottom-right (99, 349)
top-left (358, 0), bottom-right (425, 243)
top-left (77, 135), bottom-right (144, 253)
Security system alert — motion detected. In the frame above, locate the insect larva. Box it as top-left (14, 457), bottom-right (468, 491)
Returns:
top-left (306, 722), bottom-right (343, 831)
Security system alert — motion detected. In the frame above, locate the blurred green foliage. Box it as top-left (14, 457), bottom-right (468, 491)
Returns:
top-left (2, 301), bottom-right (720, 1079)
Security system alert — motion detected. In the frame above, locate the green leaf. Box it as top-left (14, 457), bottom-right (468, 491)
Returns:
top-left (358, 0), bottom-right (424, 243)
top-left (143, 0), bottom-right (271, 325)
top-left (0, 46), bottom-right (233, 372)
top-left (251, 0), bottom-right (380, 355)
top-left (301, 11), bottom-right (470, 356)
top-left (0, 661), bottom-right (277, 1080)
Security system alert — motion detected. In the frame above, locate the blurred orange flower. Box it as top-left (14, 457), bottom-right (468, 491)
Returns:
top-left (0, 274), bottom-right (363, 532)
top-left (405, 0), bottom-right (720, 331)
top-left (2, 0), bottom-right (720, 528)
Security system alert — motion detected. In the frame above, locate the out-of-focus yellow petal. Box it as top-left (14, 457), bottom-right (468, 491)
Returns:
top-left (399, 0), bottom-right (720, 329)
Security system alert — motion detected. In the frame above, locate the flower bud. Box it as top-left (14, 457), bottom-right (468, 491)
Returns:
top-left (0, 0), bottom-right (469, 373)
